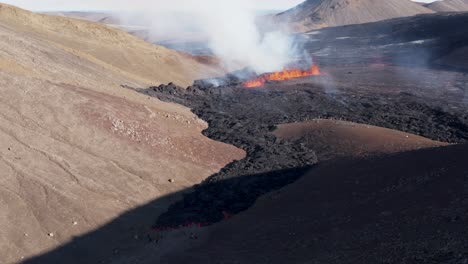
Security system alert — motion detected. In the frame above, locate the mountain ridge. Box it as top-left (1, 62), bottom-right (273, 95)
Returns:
top-left (425, 0), bottom-right (468, 12)
top-left (274, 0), bottom-right (434, 32)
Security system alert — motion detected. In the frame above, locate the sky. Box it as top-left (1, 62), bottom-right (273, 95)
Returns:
top-left (0, 0), bottom-right (438, 12)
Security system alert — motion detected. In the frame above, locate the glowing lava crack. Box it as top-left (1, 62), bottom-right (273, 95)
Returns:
top-left (243, 65), bottom-right (321, 88)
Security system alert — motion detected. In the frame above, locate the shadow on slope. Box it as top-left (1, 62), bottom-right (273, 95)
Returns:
top-left (21, 166), bottom-right (312, 264)
top-left (165, 144), bottom-right (468, 264)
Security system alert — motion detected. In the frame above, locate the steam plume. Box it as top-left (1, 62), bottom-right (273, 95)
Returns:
top-left (117, 0), bottom-right (297, 73)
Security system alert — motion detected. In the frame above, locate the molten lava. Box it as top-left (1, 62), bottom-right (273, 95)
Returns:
top-left (243, 65), bottom-right (321, 88)
top-left (244, 79), bottom-right (265, 88)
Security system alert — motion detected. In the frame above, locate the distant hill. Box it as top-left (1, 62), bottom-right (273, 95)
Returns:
top-left (45, 11), bottom-right (124, 26)
top-left (3, 6), bottom-right (222, 86)
top-left (425, 0), bottom-right (468, 12)
top-left (273, 0), bottom-right (434, 32)
top-left (43, 11), bottom-right (111, 22)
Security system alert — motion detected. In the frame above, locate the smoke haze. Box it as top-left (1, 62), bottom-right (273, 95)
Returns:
top-left (115, 0), bottom-right (298, 73)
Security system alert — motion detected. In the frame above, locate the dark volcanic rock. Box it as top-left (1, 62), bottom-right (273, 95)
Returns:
top-left (139, 78), bottom-right (468, 228)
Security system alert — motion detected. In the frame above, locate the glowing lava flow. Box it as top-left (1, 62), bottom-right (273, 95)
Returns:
top-left (243, 65), bottom-right (321, 88)
top-left (243, 79), bottom-right (266, 88)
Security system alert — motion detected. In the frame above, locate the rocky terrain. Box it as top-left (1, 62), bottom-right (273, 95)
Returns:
top-left (141, 65), bottom-right (468, 228)
top-left (0, 3), bottom-right (242, 263)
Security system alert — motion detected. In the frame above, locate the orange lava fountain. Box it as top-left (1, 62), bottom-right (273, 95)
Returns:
top-left (243, 65), bottom-right (321, 88)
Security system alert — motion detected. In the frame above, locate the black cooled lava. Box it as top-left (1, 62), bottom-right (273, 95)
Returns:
top-left (136, 75), bottom-right (468, 229)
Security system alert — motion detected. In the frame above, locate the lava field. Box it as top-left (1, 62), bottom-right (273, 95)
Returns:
top-left (136, 70), bottom-right (468, 228)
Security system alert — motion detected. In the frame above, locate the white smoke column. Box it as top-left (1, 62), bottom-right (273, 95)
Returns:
top-left (117, 0), bottom-right (296, 73)
top-left (193, 1), bottom-right (294, 73)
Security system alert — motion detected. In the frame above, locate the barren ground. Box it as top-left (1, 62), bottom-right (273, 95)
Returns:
top-left (0, 4), bottom-right (243, 263)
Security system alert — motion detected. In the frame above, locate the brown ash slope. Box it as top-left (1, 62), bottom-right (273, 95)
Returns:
top-left (274, 119), bottom-right (447, 160)
top-left (274, 0), bottom-right (433, 32)
top-left (0, 3), bottom-right (242, 263)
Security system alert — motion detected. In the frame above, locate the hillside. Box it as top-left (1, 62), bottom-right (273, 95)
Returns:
top-left (425, 0), bottom-right (468, 12)
top-left (0, 3), bottom-right (243, 263)
top-left (274, 0), bottom-right (433, 32)
top-left (294, 12), bottom-right (468, 72)
top-left (0, 4), bottom-right (222, 86)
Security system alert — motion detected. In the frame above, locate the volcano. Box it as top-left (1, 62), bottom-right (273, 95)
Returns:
top-left (274, 0), bottom-right (433, 32)
top-left (6, 1), bottom-right (468, 264)
top-left (425, 0), bottom-right (468, 12)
